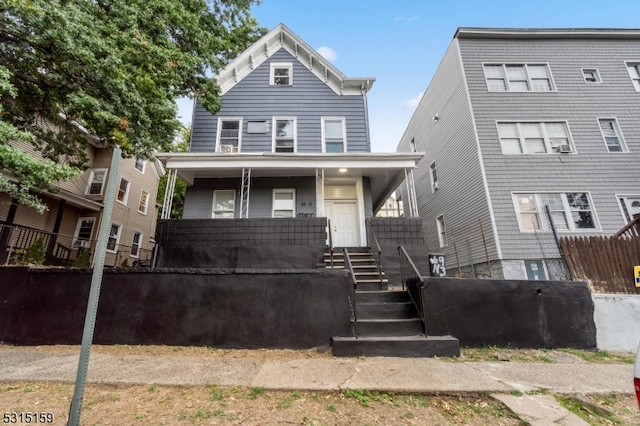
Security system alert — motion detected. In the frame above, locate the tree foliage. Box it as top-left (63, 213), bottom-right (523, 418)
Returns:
top-left (0, 0), bottom-right (264, 209)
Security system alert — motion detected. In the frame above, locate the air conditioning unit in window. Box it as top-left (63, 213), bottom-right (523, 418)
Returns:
top-left (556, 144), bottom-right (572, 153)
top-left (219, 144), bottom-right (234, 153)
top-left (73, 239), bottom-right (89, 249)
top-left (433, 180), bottom-right (439, 190)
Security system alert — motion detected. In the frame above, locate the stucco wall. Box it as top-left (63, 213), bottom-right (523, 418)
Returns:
top-left (592, 294), bottom-right (640, 352)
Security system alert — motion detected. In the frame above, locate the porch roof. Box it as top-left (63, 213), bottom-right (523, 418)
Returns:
top-left (156, 152), bottom-right (424, 213)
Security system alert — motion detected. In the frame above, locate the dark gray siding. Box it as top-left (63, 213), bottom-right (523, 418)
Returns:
top-left (191, 49), bottom-right (369, 153)
top-left (460, 37), bottom-right (640, 260)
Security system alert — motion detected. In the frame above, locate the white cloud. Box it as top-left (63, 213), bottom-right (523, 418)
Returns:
top-left (395, 16), bottom-right (419, 22)
top-left (316, 46), bottom-right (337, 62)
top-left (401, 92), bottom-right (423, 109)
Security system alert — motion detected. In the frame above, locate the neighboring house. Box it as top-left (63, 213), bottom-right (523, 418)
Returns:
top-left (397, 27), bottom-right (640, 280)
top-left (376, 194), bottom-right (403, 218)
top-left (156, 24), bottom-right (424, 269)
top-left (0, 137), bottom-right (163, 267)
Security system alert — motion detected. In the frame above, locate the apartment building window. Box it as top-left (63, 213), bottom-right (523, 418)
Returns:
top-left (273, 118), bottom-right (296, 152)
top-left (138, 190), bottom-right (149, 214)
top-left (270, 62), bottom-right (292, 85)
top-left (625, 62), bottom-right (640, 91)
top-left (497, 122), bottom-right (572, 154)
top-left (217, 118), bottom-right (242, 152)
top-left (130, 231), bottom-right (142, 258)
top-left (513, 192), bottom-right (597, 232)
top-left (436, 215), bottom-right (447, 247)
top-left (273, 189), bottom-right (295, 218)
top-left (73, 217), bottom-right (95, 249)
top-left (598, 118), bottom-right (627, 152)
top-left (322, 117), bottom-right (346, 153)
top-left (484, 64), bottom-right (554, 92)
top-left (106, 223), bottom-right (121, 253)
top-left (134, 158), bottom-right (145, 173)
top-left (582, 68), bottom-right (601, 83)
top-left (429, 161), bottom-right (439, 192)
top-left (212, 190), bottom-right (235, 218)
top-left (116, 177), bottom-right (130, 204)
top-left (86, 169), bottom-right (107, 195)
top-left (618, 195), bottom-right (640, 223)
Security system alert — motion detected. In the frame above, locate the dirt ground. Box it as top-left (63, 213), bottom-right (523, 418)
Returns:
top-left (1, 345), bottom-right (639, 425)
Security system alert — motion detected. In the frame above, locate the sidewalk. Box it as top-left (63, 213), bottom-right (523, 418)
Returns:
top-left (0, 348), bottom-right (634, 425)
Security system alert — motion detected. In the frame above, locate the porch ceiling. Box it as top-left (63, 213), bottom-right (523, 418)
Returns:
top-left (156, 152), bottom-right (425, 213)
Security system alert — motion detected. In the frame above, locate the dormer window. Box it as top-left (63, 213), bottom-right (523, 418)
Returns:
top-left (270, 62), bottom-right (292, 85)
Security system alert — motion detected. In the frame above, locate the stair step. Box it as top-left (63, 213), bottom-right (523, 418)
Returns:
top-left (355, 282), bottom-right (388, 292)
top-left (356, 302), bottom-right (418, 320)
top-left (331, 335), bottom-right (460, 358)
top-left (356, 291), bottom-right (410, 303)
top-left (355, 318), bottom-right (424, 337)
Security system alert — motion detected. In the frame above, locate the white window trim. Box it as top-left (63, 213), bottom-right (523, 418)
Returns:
top-left (212, 190), bottom-right (236, 219)
top-left (321, 117), bottom-right (347, 153)
top-left (616, 194), bottom-right (640, 223)
top-left (134, 158), bottom-right (146, 174)
top-left (138, 189), bottom-right (150, 215)
top-left (597, 117), bottom-right (628, 153)
top-left (216, 117), bottom-right (243, 153)
top-left (116, 177), bottom-right (130, 206)
top-left (581, 68), bottom-right (602, 83)
top-left (85, 168), bottom-right (108, 195)
top-left (624, 61), bottom-right (640, 92)
top-left (106, 222), bottom-right (122, 254)
top-left (511, 192), bottom-right (600, 233)
top-left (272, 116), bottom-right (297, 153)
top-left (496, 120), bottom-right (575, 155)
top-left (130, 231), bottom-right (143, 258)
top-left (436, 215), bottom-right (447, 247)
top-left (269, 62), bottom-right (293, 86)
top-left (73, 217), bottom-right (95, 248)
top-left (272, 188), bottom-right (296, 218)
top-left (429, 161), bottom-right (438, 193)
top-left (482, 62), bottom-right (556, 92)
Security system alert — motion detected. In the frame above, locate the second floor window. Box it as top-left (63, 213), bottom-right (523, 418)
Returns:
top-left (116, 178), bottom-right (130, 204)
top-left (134, 158), bottom-right (145, 173)
top-left (625, 62), bottom-right (640, 91)
top-left (429, 161), bottom-right (439, 192)
top-left (138, 190), bottom-right (149, 214)
top-left (322, 118), bottom-right (346, 153)
top-left (273, 118), bottom-right (296, 152)
top-left (107, 223), bottom-right (121, 252)
top-left (497, 121), bottom-right (572, 154)
top-left (484, 64), bottom-right (554, 92)
top-left (598, 118), bottom-right (627, 152)
top-left (86, 169), bottom-right (107, 195)
top-left (270, 62), bottom-right (292, 85)
top-left (217, 118), bottom-right (241, 152)
top-left (513, 192), bottom-right (597, 232)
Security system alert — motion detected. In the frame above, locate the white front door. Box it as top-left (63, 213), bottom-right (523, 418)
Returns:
top-left (325, 201), bottom-right (359, 247)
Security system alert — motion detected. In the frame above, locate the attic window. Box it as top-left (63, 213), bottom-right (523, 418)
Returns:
top-left (270, 62), bottom-right (292, 85)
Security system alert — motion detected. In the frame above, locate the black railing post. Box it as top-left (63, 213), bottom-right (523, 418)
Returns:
top-left (343, 247), bottom-right (358, 338)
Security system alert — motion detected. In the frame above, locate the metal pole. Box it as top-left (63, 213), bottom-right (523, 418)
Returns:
top-left (68, 147), bottom-right (121, 426)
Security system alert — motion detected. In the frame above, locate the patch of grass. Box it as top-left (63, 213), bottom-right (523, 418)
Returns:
top-left (206, 383), bottom-right (226, 401)
top-left (527, 388), bottom-right (550, 395)
top-left (134, 413), bottom-right (144, 420)
top-left (555, 395), bottom-right (623, 425)
top-left (326, 403), bottom-right (337, 413)
top-left (177, 411), bottom-right (187, 421)
top-left (277, 391), bottom-right (301, 409)
top-left (23, 385), bottom-right (34, 393)
top-left (248, 386), bottom-right (265, 399)
top-left (148, 384), bottom-right (157, 393)
top-left (558, 348), bottom-right (634, 364)
top-left (509, 390), bottom-right (524, 397)
top-left (109, 395), bottom-right (120, 402)
top-left (345, 389), bottom-right (372, 407)
top-left (193, 408), bottom-right (214, 419)
top-left (435, 395), bottom-right (515, 423)
top-left (403, 394), bottom-right (429, 408)
top-left (344, 389), bottom-right (397, 407)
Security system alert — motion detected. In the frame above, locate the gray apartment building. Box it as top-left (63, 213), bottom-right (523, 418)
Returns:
top-left (397, 27), bottom-right (640, 280)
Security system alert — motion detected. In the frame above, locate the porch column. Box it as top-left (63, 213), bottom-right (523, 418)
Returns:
top-left (160, 168), bottom-right (177, 219)
top-left (240, 168), bottom-right (251, 218)
top-left (404, 168), bottom-right (419, 217)
top-left (47, 198), bottom-right (66, 257)
top-left (315, 168), bottom-right (324, 217)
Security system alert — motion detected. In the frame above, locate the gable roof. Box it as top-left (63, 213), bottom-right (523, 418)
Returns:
top-left (217, 24), bottom-right (375, 96)
top-left (455, 27), bottom-right (640, 40)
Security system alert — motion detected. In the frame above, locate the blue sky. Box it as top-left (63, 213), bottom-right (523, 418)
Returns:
top-left (177, 0), bottom-right (640, 152)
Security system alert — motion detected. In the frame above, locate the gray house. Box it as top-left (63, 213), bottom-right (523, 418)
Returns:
top-left (397, 28), bottom-right (640, 280)
top-left (156, 24), bottom-right (424, 268)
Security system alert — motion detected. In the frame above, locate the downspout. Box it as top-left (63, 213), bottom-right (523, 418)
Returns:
top-left (363, 81), bottom-right (371, 152)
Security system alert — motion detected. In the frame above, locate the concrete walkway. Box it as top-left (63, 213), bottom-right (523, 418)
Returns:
top-left (0, 348), bottom-right (633, 425)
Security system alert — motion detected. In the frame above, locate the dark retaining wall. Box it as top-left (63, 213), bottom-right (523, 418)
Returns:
top-left (0, 267), bottom-right (352, 349)
top-left (422, 277), bottom-right (596, 349)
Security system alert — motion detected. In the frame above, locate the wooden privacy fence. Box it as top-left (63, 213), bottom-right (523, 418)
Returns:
top-left (560, 236), bottom-right (640, 294)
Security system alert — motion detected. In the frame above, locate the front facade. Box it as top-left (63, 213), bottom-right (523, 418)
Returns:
top-left (158, 24), bottom-right (422, 260)
top-left (1, 142), bottom-right (163, 267)
top-left (397, 28), bottom-right (640, 280)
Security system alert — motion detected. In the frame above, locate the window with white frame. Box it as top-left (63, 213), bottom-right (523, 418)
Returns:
top-left (273, 189), bottom-right (295, 218)
top-left (618, 195), bottom-right (640, 223)
top-left (270, 62), bottom-right (292, 85)
top-left (429, 161), bottom-right (439, 192)
top-left (217, 118), bottom-right (241, 152)
top-left (212, 190), bottom-right (235, 218)
top-left (116, 177), bottom-right (130, 204)
top-left (513, 192), bottom-right (597, 232)
top-left (86, 169), bottom-right (107, 195)
top-left (625, 62), bottom-right (640, 91)
top-left (483, 63), bottom-right (554, 92)
top-left (497, 121), bottom-right (572, 154)
top-left (322, 117), bottom-right (346, 153)
top-left (73, 217), bottom-right (95, 249)
top-left (134, 158), bottom-right (145, 173)
top-left (106, 223), bottom-right (121, 252)
top-left (436, 215), bottom-right (447, 247)
top-left (273, 118), bottom-right (296, 152)
top-left (582, 68), bottom-right (601, 83)
top-left (598, 118), bottom-right (627, 152)
top-left (130, 231), bottom-right (142, 257)
top-left (138, 190), bottom-right (149, 214)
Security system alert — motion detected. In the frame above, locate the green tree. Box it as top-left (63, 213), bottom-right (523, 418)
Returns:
top-left (0, 0), bottom-right (264, 211)
top-left (157, 125), bottom-right (189, 219)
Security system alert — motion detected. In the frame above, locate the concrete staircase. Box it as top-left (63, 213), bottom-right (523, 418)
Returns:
top-left (322, 248), bottom-right (459, 358)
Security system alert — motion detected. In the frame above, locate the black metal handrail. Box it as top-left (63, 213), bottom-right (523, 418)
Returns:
top-left (343, 247), bottom-right (359, 338)
top-left (327, 218), bottom-right (334, 268)
top-left (365, 218), bottom-right (384, 286)
top-left (398, 245), bottom-right (426, 335)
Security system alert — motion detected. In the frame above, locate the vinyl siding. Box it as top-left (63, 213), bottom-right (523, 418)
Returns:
top-left (460, 36), bottom-right (640, 260)
top-left (398, 40), bottom-right (496, 266)
top-left (191, 49), bottom-right (369, 154)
